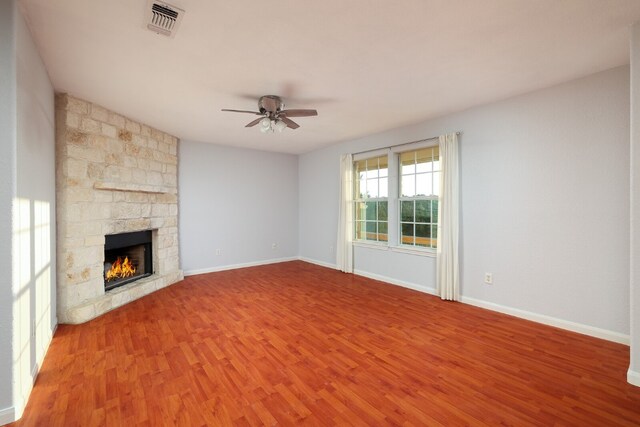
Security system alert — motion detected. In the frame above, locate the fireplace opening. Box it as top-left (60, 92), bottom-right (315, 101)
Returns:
top-left (104, 230), bottom-right (153, 291)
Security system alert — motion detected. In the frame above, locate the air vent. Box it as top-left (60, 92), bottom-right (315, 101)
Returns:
top-left (145, 1), bottom-right (184, 38)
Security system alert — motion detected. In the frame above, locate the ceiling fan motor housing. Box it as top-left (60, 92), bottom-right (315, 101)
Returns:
top-left (259, 95), bottom-right (284, 115)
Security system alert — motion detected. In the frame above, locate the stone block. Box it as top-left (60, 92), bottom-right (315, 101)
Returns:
top-left (147, 171), bottom-right (163, 186)
top-left (131, 168), bottom-right (146, 183)
top-left (84, 235), bottom-right (105, 246)
top-left (112, 202), bottom-right (142, 219)
top-left (151, 204), bottom-right (169, 217)
top-left (140, 124), bottom-right (151, 137)
top-left (163, 173), bottom-right (176, 186)
top-left (67, 96), bottom-right (90, 115)
top-left (108, 113), bottom-right (126, 128)
top-left (91, 105), bottom-right (109, 122)
top-left (87, 163), bottom-right (105, 180)
top-left (118, 129), bottom-right (132, 142)
top-left (81, 117), bottom-right (101, 134)
top-left (124, 192), bottom-right (149, 203)
top-left (66, 112), bottom-right (81, 129)
top-left (67, 187), bottom-right (94, 202)
top-left (148, 138), bottom-right (159, 149)
top-left (125, 119), bottom-right (141, 134)
top-left (68, 145), bottom-right (105, 163)
top-left (158, 142), bottom-right (169, 153)
top-left (101, 123), bottom-right (117, 138)
top-left (66, 158), bottom-right (88, 179)
top-left (94, 191), bottom-right (113, 203)
top-left (133, 134), bottom-right (147, 147)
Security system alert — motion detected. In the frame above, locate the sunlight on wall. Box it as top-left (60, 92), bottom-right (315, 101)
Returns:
top-left (34, 201), bottom-right (50, 349)
top-left (11, 198), bottom-right (52, 416)
top-left (12, 197), bottom-right (31, 411)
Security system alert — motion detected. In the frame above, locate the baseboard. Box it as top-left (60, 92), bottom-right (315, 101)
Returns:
top-left (347, 264), bottom-right (629, 345)
top-left (184, 256), bottom-right (299, 277)
top-left (628, 369), bottom-right (640, 387)
top-left (354, 269), bottom-right (438, 296)
top-left (460, 296), bottom-right (629, 345)
top-left (298, 256), bottom-right (337, 270)
top-left (0, 406), bottom-right (15, 426)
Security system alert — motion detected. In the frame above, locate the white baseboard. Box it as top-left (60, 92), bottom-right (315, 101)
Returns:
top-left (0, 406), bottom-right (15, 426)
top-left (354, 269), bottom-right (438, 296)
top-left (460, 296), bottom-right (629, 345)
top-left (298, 256), bottom-right (337, 270)
top-left (313, 261), bottom-right (629, 346)
top-left (184, 256), bottom-right (299, 277)
top-left (628, 369), bottom-right (640, 387)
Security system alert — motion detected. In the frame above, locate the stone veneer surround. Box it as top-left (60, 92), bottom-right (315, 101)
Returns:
top-left (56, 94), bottom-right (183, 323)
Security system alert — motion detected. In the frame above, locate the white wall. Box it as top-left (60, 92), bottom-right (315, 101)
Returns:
top-left (0, 2), bottom-right (56, 423)
top-left (0, 0), bottom-right (18, 422)
top-left (13, 3), bottom-right (57, 419)
top-left (179, 140), bottom-right (299, 274)
top-left (299, 66), bottom-right (630, 337)
top-left (630, 22), bottom-right (640, 386)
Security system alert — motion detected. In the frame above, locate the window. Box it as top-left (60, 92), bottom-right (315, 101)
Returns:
top-left (399, 147), bottom-right (440, 248)
top-left (354, 155), bottom-right (388, 243)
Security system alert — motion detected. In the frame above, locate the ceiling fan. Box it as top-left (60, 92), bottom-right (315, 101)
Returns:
top-left (222, 95), bottom-right (318, 133)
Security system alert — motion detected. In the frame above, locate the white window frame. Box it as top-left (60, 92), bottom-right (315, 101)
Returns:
top-left (351, 141), bottom-right (440, 257)
top-left (353, 150), bottom-right (389, 246)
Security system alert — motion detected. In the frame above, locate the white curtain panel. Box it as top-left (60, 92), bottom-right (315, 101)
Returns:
top-left (336, 153), bottom-right (354, 272)
top-left (437, 133), bottom-right (460, 300)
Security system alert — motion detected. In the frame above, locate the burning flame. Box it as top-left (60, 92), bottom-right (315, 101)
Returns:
top-left (106, 256), bottom-right (136, 282)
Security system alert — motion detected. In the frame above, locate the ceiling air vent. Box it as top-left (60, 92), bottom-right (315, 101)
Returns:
top-left (145, 1), bottom-right (184, 38)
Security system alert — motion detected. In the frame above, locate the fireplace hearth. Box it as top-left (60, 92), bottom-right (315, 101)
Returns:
top-left (104, 230), bottom-right (153, 291)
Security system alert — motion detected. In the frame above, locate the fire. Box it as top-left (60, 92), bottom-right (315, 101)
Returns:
top-left (106, 256), bottom-right (136, 282)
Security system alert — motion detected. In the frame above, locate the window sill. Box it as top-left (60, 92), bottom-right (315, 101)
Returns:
top-left (353, 241), bottom-right (389, 251)
top-left (390, 246), bottom-right (436, 258)
top-left (352, 241), bottom-right (436, 258)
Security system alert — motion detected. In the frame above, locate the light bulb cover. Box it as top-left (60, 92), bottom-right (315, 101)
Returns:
top-left (260, 117), bottom-right (271, 128)
top-left (274, 120), bottom-right (287, 132)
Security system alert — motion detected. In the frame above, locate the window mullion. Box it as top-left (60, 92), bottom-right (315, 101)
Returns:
top-left (387, 151), bottom-right (398, 246)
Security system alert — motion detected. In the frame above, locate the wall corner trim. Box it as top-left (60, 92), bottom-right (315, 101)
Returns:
top-left (628, 369), bottom-right (640, 387)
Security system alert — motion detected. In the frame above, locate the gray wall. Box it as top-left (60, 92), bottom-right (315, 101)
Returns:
top-left (0, 0), bottom-right (17, 418)
top-left (299, 66), bottom-right (630, 336)
top-left (179, 140), bottom-right (299, 274)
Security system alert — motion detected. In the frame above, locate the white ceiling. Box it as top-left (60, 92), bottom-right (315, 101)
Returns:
top-left (19, 0), bottom-right (640, 154)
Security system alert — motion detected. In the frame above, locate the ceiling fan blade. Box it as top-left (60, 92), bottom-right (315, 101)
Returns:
top-left (245, 117), bottom-right (263, 128)
top-left (279, 116), bottom-right (300, 129)
top-left (280, 109), bottom-right (318, 117)
top-left (221, 109), bottom-right (261, 115)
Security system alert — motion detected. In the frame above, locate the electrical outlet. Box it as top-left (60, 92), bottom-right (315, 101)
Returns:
top-left (484, 273), bottom-right (493, 285)
top-left (215, 249), bottom-right (221, 256)
top-left (272, 243), bottom-right (277, 250)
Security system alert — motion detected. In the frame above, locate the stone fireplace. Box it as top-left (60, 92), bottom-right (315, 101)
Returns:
top-left (56, 94), bottom-right (183, 324)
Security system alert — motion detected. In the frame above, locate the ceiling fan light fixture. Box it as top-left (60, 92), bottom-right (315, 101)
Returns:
top-left (274, 120), bottom-right (287, 132)
top-left (260, 117), bottom-right (271, 128)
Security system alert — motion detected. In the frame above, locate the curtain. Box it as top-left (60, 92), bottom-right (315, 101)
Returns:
top-left (336, 153), bottom-right (354, 272)
top-left (437, 133), bottom-right (460, 300)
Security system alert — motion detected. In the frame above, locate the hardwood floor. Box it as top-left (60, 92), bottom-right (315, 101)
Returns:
top-left (11, 261), bottom-right (640, 426)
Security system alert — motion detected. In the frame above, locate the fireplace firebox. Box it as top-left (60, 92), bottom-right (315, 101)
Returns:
top-left (104, 230), bottom-right (153, 291)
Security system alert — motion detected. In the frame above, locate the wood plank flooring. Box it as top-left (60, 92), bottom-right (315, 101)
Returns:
top-left (11, 261), bottom-right (640, 426)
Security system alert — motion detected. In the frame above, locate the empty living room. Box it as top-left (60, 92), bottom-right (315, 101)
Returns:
top-left (3, 0), bottom-right (640, 425)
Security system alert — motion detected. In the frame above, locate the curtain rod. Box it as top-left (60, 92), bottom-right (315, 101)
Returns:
top-left (352, 131), bottom-right (462, 157)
